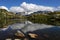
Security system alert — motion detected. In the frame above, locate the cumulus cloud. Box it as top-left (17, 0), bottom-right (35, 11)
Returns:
top-left (21, 2), bottom-right (55, 12)
top-left (56, 6), bottom-right (60, 11)
top-left (57, 6), bottom-right (60, 8)
top-left (9, 2), bottom-right (56, 14)
top-left (10, 6), bottom-right (25, 12)
top-left (0, 2), bottom-right (60, 15)
top-left (0, 6), bottom-right (9, 11)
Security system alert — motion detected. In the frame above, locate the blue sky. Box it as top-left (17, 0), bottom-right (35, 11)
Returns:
top-left (0, 0), bottom-right (60, 8)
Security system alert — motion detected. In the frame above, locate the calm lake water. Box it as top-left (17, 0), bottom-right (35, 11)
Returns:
top-left (8, 21), bottom-right (55, 33)
top-left (0, 21), bottom-right (55, 32)
top-left (0, 21), bottom-right (60, 40)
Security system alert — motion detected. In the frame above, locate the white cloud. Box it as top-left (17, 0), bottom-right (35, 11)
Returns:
top-left (0, 6), bottom-right (9, 11)
top-left (10, 6), bottom-right (25, 12)
top-left (56, 6), bottom-right (60, 11)
top-left (10, 2), bottom-right (55, 14)
top-left (0, 2), bottom-right (60, 15)
top-left (21, 2), bottom-right (55, 12)
top-left (57, 6), bottom-right (60, 8)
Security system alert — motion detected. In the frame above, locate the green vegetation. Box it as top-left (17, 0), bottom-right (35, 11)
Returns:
top-left (0, 9), bottom-right (25, 28)
top-left (0, 9), bottom-right (60, 28)
top-left (27, 11), bottom-right (60, 26)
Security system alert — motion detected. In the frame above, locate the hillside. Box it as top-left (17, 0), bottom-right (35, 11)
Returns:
top-left (0, 9), bottom-right (25, 28)
top-left (27, 11), bottom-right (60, 26)
top-left (0, 9), bottom-right (60, 28)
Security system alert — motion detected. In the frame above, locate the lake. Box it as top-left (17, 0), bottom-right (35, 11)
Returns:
top-left (0, 20), bottom-right (60, 40)
top-left (7, 21), bottom-right (55, 32)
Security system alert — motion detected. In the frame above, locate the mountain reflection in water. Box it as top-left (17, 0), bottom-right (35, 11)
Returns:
top-left (0, 21), bottom-right (60, 40)
top-left (5, 21), bottom-right (54, 33)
